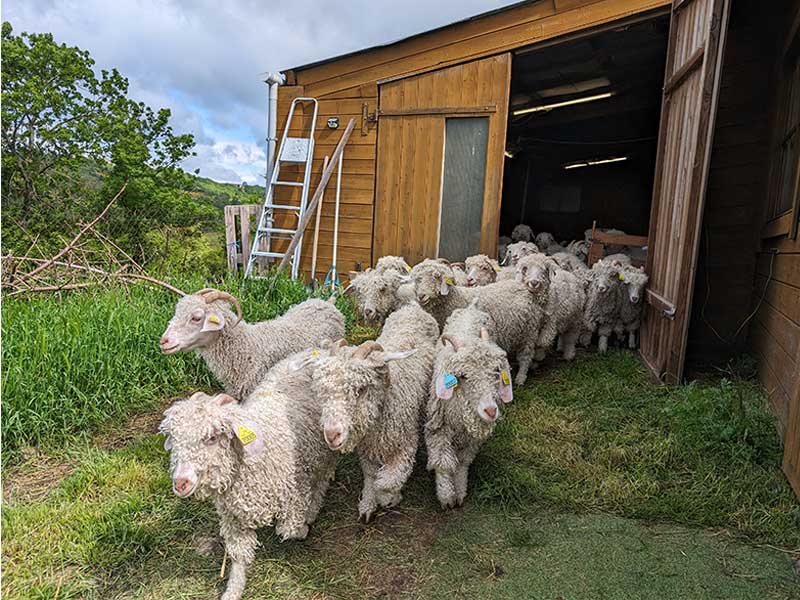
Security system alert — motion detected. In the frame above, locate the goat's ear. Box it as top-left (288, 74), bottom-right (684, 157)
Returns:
top-left (374, 349), bottom-right (417, 364)
top-left (163, 435), bottom-right (173, 451)
top-left (499, 368), bottom-right (513, 404)
top-left (439, 276), bottom-right (450, 296)
top-left (212, 393), bottom-right (237, 406)
top-left (435, 372), bottom-right (456, 400)
top-left (201, 312), bottom-right (226, 332)
top-left (289, 348), bottom-right (328, 370)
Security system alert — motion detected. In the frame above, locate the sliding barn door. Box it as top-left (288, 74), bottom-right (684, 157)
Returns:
top-left (640, 0), bottom-right (731, 383)
top-left (373, 54), bottom-right (511, 265)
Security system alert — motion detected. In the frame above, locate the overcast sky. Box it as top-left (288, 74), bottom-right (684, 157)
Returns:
top-left (4, 0), bottom-right (517, 184)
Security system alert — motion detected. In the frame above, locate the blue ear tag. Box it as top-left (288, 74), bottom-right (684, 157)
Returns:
top-left (444, 372), bottom-right (458, 389)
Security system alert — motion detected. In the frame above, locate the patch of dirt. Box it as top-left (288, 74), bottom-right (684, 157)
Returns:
top-left (3, 397), bottom-right (183, 505)
top-left (93, 404), bottom-right (169, 450)
top-left (2, 448), bottom-right (75, 504)
top-left (363, 567), bottom-right (417, 600)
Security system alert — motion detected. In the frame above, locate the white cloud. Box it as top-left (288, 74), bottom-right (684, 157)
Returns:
top-left (184, 139), bottom-right (267, 184)
top-left (4, 0), bottom-right (516, 183)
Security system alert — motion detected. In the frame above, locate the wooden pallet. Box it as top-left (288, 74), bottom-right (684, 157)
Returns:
top-left (586, 220), bottom-right (649, 266)
top-left (224, 204), bottom-right (261, 273)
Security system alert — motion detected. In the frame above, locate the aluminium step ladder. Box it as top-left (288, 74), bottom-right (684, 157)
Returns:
top-left (244, 97), bottom-right (319, 280)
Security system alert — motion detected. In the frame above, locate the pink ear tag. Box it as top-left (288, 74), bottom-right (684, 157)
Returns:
top-left (435, 372), bottom-right (457, 399)
top-left (235, 420), bottom-right (265, 458)
top-left (499, 369), bottom-right (513, 404)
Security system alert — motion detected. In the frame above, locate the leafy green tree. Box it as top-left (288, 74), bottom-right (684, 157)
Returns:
top-left (1, 22), bottom-right (220, 270)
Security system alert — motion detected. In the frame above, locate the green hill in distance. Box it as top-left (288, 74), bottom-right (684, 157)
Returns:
top-left (188, 176), bottom-right (265, 209)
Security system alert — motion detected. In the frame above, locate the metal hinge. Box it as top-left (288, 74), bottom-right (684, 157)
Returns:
top-left (362, 102), bottom-right (378, 135)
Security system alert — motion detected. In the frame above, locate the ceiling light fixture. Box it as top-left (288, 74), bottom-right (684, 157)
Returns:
top-left (513, 91), bottom-right (614, 116)
top-left (563, 156), bottom-right (628, 170)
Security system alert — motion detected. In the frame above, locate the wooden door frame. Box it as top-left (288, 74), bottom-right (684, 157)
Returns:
top-left (641, 0), bottom-right (731, 383)
top-left (372, 54), bottom-right (511, 263)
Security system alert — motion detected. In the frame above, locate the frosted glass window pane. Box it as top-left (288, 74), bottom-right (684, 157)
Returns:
top-left (439, 117), bottom-right (489, 261)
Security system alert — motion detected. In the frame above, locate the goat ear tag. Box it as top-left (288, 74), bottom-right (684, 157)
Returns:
top-left (404, 265), bottom-right (412, 272)
top-left (444, 373), bottom-right (458, 389)
top-left (235, 422), bottom-right (264, 457)
top-left (492, 264), bottom-right (502, 273)
top-left (237, 425), bottom-right (257, 445)
top-left (201, 314), bottom-right (225, 332)
top-left (499, 372), bottom-right (513, 404)
top-left (619, 273), bottom-right (626, 281)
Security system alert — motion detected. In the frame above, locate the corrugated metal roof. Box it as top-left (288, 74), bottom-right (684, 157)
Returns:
top-left (285, 0), bottom-right (536, 73)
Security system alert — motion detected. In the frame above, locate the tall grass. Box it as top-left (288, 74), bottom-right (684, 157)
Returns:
top-left (1, 273), bottom-right (359, 459)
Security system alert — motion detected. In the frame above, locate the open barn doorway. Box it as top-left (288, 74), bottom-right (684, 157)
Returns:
top-left (499, 15), bottom-right (670, 258)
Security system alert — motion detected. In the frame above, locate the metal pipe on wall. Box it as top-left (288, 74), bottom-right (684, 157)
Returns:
top-left (264, 72), bottom-right (286, 184)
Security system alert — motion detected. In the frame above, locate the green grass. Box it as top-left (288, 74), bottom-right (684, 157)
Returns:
top-left (2, 280), bottom-right (798, 598)
top-left (1, 274), bottom-right (365, 460)
top-left (2, 428), bottom-right (798, 599)
top-left (475, 351), bottom-right (800, 546)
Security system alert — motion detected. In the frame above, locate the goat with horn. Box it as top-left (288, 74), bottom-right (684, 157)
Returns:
top-left (310, 302), bottom-right (439, 522)
top-left (160, 288), bottom-right (345, 398)
top-left (426, 303), bottom-right (513, 509)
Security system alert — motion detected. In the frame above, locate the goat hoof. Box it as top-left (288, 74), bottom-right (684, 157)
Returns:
top-left (358, 511), bottom-right (373, 524)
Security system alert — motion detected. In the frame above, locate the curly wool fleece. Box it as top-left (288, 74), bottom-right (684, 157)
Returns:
top-left (164, 294), bottom-right (345, 398)
top-left (313, 302), bottom-right (439, 521)
top-left (349, 268), bottom-right (410, 324)
top-left (160, 349), bottom-right (338, 600)
top-left (515, 253), bottom-right (586, 362)
top-left (426, 305), bottom-right (512, 508)
top-left (410, 259), bottom-right (479, 330)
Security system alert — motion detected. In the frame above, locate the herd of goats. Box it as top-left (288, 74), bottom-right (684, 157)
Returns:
top-left (156, 223), bottom-right (649, 599)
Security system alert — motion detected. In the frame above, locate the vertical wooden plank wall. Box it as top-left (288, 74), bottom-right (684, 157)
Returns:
top-left (273, 84), bottom-right (378, 281)
top-left (686, 0), bottom-right (775, 364)
top-left (276, 0), bottom-right (671, 280)
top-left (737, 0), bottom-right (800, 442)
top-left (372, 54), bottom-right (511, 265)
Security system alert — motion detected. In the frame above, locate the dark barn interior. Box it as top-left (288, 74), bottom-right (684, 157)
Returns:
top-left (500, 16), bottom-right (670, 244)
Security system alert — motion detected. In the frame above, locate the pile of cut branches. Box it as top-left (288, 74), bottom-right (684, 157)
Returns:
top-left (2, 183), bottom-right (185, 298)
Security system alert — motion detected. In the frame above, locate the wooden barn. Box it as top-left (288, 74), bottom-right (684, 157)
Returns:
top-left (266, 0), bottom-right (800, 494)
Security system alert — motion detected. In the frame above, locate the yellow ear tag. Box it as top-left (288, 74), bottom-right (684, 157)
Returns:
top-left (492, 264), bottom-right (502, 273)
top-left (208, 315), bottom-right (221, 324)
top-left (306, 349), bottom-right (320, 360)
top-left (404, 265), bottom-right (412, 272)
top-left (501, 369), bottom-right (511, 385)
top-left (618, 273), bottom-right (626, 281)
top-left (237, 425), bottom-right (257, 446)
top-left (444, 276), bottom-right (454, 286)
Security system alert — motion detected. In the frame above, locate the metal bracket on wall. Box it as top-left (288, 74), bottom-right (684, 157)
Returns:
top-left (646, 289), bottom-right (677, 321)
top-left (362, 102), bottom-right (377, 135)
